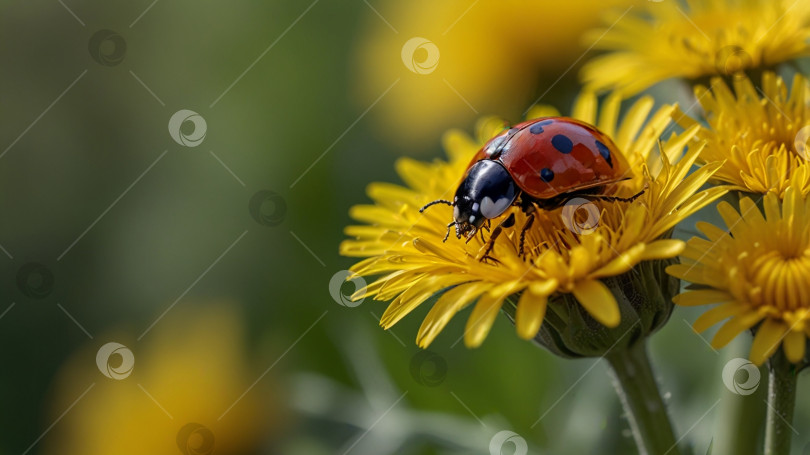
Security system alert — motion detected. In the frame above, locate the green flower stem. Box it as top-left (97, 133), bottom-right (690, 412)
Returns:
top-left (764, 350), bottom-right (797, 455)
top-left (606, 341), bottom-right (680, 455)
top-left (713, 361), bottom-right (766, 455)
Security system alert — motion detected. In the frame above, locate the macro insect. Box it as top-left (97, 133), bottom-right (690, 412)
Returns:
top-left (420, 117), bottom-right (643, 259)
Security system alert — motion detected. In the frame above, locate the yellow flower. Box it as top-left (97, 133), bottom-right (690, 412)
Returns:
top-left (354, 0), bottom-right (636, 150)
top-left (668, 188), bottom-right (810, 366)
top-left (580, 0), bottom-right (810, 95)
top-left (42, 305), bottom-right (284, 455)
top-left (341, 92), bottom-right (726, 349)
top-left (677, 72), bottom-right (810, 196)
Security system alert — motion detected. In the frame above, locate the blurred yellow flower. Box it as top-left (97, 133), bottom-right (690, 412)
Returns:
top-left (581, 0), bottom-right (810, 95)
top-left (669, 188), bottom-right (810, 366)
top-left (354, 0), bottom-right (635, 150)
top-left (340, 91), bottom-right (725, 348)
top-left (678, 72), bottom-right (810, 196)
top-left (43, 305), bottom-right (284, 455)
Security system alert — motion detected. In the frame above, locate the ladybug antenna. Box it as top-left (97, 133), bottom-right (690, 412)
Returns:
top-left (419, 199), bottom-right (453, 213)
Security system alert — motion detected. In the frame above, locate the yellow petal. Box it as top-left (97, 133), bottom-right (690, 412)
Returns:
top-left (716, 201), bottom-right (744, 238)
top-left (569, 246), bottom-right (595, 278)
top-left (640, 239), bottom-right (685, 260)
top-left (416, 282), bottom-right (490, 348)
top-left (590, 243), bottom-right (645, 278)
top-left (666, 263), bottom-right (711, 285)
top-left (763, 191), bottom-right (782, 223)
top-left (572, 91), bottom-right (597, 125)
top-left (413, 238), bottom-right (465, 263)
top-left (442, 129), bottom-right (480, 163)
top-left (349, 204), bottom-right (398, 225)
top-left (377, 272), bottom-right (426, 301)
top-left (476, 116), bottom-right (509, 144)
top-left (367, 182), bottom-right (421, 208)
top-left (693, 302), bottom-right (746, 333)
top-left (525, 105), bottom-right (561, 120)
top-left (696, 221), bottom-right (729, 242)
top-left (596, 92), bottom-right (622, 138)
top-left (381, 274), bottom-right (469, 328)
top-left (515, 291), bottom-right (548, 340)
top-left (464, 282), bottom-right (521, 348)
top-left (395, 158), bottom-right (438, 192)
top-left (672, 290), bottom-right (733, 307)
top-left (783, 329), bottom-right (806, 364)
top-left (572, 280), bottom-right (620, 327)
top-left (749, 319), bottom-right (787, 366)
top-left (529, 279), bottom-right (558, 296)
top-left (615, 95), bottom-right (654, 152)
top-left (712, 311), bottom-right (765, 349)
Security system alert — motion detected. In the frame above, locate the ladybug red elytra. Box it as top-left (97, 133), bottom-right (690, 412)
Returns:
top-left (420, 117), bottom-right (642, 258)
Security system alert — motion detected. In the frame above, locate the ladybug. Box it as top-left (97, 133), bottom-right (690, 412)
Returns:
top-left (420, 117), bottom-right (642, 257)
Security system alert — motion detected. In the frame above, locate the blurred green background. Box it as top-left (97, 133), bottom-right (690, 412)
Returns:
top-left (0, 1), bottom-right (808, 454)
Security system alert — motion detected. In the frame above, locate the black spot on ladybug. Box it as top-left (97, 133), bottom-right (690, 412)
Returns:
top-left (595, 140), bottom-right (613, 167)
top-left (540, 168), bottom-right (554, 182)
top-left (551, 134), bottom-right (573, 154)
top-left (529, 120), bottom-right (554, 135)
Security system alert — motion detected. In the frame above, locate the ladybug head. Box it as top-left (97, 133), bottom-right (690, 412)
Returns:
top-left (452, 160), bottom-right (519, 240)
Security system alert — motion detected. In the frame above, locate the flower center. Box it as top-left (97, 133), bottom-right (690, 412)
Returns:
top-left (741, 250), bottom-right (810, 312)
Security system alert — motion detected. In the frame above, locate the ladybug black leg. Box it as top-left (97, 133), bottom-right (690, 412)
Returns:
top-left (519, 213), bottom-right (535, 257)
top-left (443, 221), bottom-right (456, 242)
top-left (476, 219), bottom-right (493, 243)
top-left (592, 187), bottom-right (646, 204)
top-left (478, 213), bottom-right (515, 262)
top-left (465, 227), bottom-right (479, 244)
top-left (419, 199), bottom-right (453, 213)
top-left (513, 199), bottom-right (539, 258)
top-left (518, 195), bottom-right (538, 214)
